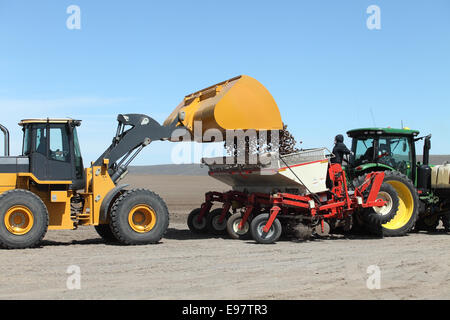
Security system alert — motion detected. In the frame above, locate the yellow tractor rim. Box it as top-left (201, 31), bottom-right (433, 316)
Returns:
top-left (4, 205), bottom-right (34, 235)
top-left (128, 205), bottom-right (157, 233)
top-left (382, 181), bottom-right (414, 230)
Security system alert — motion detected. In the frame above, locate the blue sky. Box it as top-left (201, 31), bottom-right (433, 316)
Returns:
top-left (0, 0), bottom-right (449, 165)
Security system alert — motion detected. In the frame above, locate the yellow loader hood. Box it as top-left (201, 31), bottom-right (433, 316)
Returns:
top-left (163, 75), bottom-right (283, 141)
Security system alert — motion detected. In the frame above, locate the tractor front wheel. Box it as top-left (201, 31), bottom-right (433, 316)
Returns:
top-left (441, 213), bottom-right (450, 232)
top-left (442, 213), bottom-right (450, 232)
top-left (415, 215), bottom-right (440, 232)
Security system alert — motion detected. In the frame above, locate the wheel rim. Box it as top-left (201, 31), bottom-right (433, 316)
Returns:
top-left (383, 181), bottom-right (414, 230)
top-left (128, 205), bottom-right (157, 233)
top-left (256, 220), bottom-right (274, 239)
top-left (4, 205), bottom-right (34, 235)
top-left (373, 191), bottom-right (393, 216)
top-left (232, 219), bottom-right (249, 235)
top-left (212, 215), bottom-right (226, 231)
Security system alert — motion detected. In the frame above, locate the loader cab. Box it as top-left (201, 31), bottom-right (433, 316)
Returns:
top-left (20, 119), bottom-right (85, 190)
top-left (347, 128), bottom-right (419, 182)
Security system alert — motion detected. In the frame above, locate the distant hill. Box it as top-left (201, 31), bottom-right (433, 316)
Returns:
top-left (128, 155), bottom-right (450, 176)
top-left (417, 155), bottom-right (450, 165)
top-left (128, 163), bottom-right (209, 176)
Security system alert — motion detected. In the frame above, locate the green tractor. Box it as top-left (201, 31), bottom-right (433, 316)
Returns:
top-left (345, 127), bottom-right (450, 236)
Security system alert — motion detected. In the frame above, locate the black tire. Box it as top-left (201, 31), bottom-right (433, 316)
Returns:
top-left (206, 208), bottom-right (230, 235)
top-left (94, 224), bottom-right (118, 242)
top-left (362, 183), bottom-right (399, 227)
top-left (187, 208), bottom-right (208, 234)
top-left (227, 212), bottom-right (252, 240)
top-left (414, 216), bottom-right (440, 232)
top-left (442, 213), bottom-right (450, 232)
top-left (250, 213), bottom-right (282, 244)
top-left (355, 171), bottom-right (419, 236)
top-left (0, 189), bottom-right (49, 249)
top-left (109, 189), bottom-right (169, 245)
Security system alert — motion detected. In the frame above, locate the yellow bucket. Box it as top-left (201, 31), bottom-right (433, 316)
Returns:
top-left (164, 75), bottom-right (283, 141)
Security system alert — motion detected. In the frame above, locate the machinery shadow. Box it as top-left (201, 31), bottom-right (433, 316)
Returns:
top-left (163, 227), bottom-right (387, 244)
top-left (241, 233), bottom-right (385, 245)
top-left (39, 226), bottom-right (437, 248)
top-left (163, 228), bottom-right (230, 240)
top-left (412, 229), bottom-right (449, 236)
top-left (38, 228), bottom-right (229, 247)
top-left (40, 238), bottom-right (168, 247)
top-left (40, 238), bottom-right (107, 247)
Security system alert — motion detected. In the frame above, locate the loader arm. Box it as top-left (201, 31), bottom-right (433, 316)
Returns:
top-left (94, 113), bottom-right (182, 182)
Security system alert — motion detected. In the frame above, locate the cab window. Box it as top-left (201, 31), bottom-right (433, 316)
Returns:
top-left (353, 138), bottom-right (375, 165)
top-left (35, 125), bottom-right (47, 156)
top-left (378, 136), bottom-right (411, 175)
top-left (49, 126), bottom-right (70, 162)
top-left (73, 127), bottom-right (84, 179)
top-left (22, 127), bottom-right (31, 155)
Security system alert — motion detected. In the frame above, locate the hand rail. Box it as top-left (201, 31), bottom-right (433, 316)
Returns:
top-left (0, 123), bottom-right (10, 156)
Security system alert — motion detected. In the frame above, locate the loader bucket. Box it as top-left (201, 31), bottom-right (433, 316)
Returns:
top-left (163, 75), bottom-right (283, 142)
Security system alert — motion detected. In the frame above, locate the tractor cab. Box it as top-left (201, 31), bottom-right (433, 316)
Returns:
top-left (19, 119), bottom-right (85, 189)
top-left (347, 128), bottom-right (420, 181)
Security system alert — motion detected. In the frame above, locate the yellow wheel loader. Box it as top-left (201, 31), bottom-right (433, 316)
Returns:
top-left (0, 75), bottom-right (283, 249)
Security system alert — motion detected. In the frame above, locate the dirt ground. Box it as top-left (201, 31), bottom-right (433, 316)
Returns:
top-left (0, 175), bottom-right (449, 300)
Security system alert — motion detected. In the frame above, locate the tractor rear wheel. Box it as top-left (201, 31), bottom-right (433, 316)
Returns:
top-left (356, 171), bottom-right (419, 236)
top-left (227, 212), bottom-right (251, 240)
top-left (109, 189), bottom-right (169, 245)
top-left (206, 208), bottom-right (230, 235)
top-left (0, 189), bottom-right (49, 249)
top-left (94, 224), bottom-right (118, 242)
top-left (187, 208), bottom-right (208, 234)
top-left (250, 213), bottom-right (282, 244)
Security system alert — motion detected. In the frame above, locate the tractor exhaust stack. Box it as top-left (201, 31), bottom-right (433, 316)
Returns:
top-left (0, 124), bottom-right (10, 156)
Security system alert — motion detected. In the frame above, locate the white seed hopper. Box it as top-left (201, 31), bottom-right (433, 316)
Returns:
top-left (202, 148), bottom-right (333, 194)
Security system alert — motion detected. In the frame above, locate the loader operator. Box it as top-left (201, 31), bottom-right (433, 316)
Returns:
top-left (331, 134), bottom-right (352, 165)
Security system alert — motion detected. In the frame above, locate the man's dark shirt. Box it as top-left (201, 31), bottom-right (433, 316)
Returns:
top-left (331, 142), bottom-right (351, 164)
